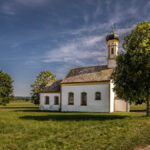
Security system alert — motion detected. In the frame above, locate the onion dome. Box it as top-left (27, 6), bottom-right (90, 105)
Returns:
top-left (106, 25), bottom-right (119, 42)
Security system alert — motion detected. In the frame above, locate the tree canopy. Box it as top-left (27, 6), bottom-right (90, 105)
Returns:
top-left (31, 71), bottom-right (56, 104)
top-left (111, 21), bottom-right (150, 116)
top-left (0, 70), bottom-right (13, 105)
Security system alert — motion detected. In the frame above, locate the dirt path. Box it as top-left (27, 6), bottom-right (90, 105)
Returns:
top-left (136, 146), bottom-right (150, 150)
top-left (142, 146), bottom-right (150, 150)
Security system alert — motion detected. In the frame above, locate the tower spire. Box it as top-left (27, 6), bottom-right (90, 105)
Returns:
top-left (112, 24), bottom-right (114, 33)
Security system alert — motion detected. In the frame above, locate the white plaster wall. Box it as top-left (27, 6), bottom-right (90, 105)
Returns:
top-left (127, 102), bottom-right (130, 112)
top-left (108, 59), bottom-right (116, 68)
top-left (40, 93), bottom-right (60, 111)
top-left (110, 81), bottom-right (115, 112)
top-left (114, 95), bottom-right (130, 112)
top-left (61, 84), bottom-right (109, 112)
top-left (115, 99), bottom-right (127, 112)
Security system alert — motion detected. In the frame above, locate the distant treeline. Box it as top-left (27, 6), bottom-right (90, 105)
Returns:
top-left (14, 96), bottom-right (31, 101)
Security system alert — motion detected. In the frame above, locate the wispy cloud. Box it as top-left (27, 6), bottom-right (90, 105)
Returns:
top-left (15, 0), bottom-right (49, 6)
top-left (93, 1), bottom-right (103, 19)
top-left (63, 3), bottom-right (138, 37)
top-left (1, 2), bottom-right (16, 15)
top-left (62, 23), bottom-right (109, 36)
top-left (1, 0), bottom-right (49, 15)
top-left (43, 34), bottom-right (107, 65)
top-left (42, 23), bottom-right (136, 68)
top-left (117, 24), bottom-right (137, 35)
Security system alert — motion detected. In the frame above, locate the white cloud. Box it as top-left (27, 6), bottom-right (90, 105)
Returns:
top-left (43, 33), bottom-right (107, 65)
top-left (83, 35), bottom-right (105, 47)
top-left (42, 23), bottom-right (136, 70)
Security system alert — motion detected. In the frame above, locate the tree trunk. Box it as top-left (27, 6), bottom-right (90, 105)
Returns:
top-left (147, 92), bottom-right (150, 116)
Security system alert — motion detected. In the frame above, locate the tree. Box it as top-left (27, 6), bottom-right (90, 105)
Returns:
top-left (111, 21), bottom-right (150, 116)
top-left (0, 70), bottom-right (13, 105)
top-left (31, 71), bottom-right (56, 104)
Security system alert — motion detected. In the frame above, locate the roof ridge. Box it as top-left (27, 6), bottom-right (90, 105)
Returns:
top-left (45, 79), bottom-right (62, 87)
top-left (71, 65), bottom-right (107, 70)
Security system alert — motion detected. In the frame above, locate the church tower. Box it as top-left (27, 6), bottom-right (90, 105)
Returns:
top-left (106, 26), bottom-right (119, 68)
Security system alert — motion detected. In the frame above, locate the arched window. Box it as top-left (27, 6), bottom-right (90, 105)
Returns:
top-left (68, 92), bottom-right (74, 105)
top-left (81, 92), bottom-right (87, 106)
top-left (54, 96), bottom-right (59, 105)
top-left (95, 92), bottom-right (101, 100)
top-left (45, 96), bottom-right (49, 105)
top-left (111, 48), bottom-right (114, 54)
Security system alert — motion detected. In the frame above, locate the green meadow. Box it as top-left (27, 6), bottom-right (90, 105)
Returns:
top-left (0, 101), bottom-right (150, 150)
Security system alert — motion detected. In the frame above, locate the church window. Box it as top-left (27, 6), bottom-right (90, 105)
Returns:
top-left (111, 48), bottom-right (114, 54)
top-left (68, 92), bottom-right (74, 105)
top-left (95, 92), bottom-right (101, 100)
top-left (54, 96), bottom-right (59, 105)
top-left (45, 96), bottom-right (49, 105)
top-left (81, 92), bottom-right (87, 106)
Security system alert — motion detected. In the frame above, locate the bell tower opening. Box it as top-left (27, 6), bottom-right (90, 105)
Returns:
top-left (111, 48), bottom-right (114, 54)
top-left (106, 26), bottom-right (119, 68)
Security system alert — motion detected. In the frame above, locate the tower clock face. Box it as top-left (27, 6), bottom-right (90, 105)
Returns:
top-left (110, 42), bottom-right (115, 45)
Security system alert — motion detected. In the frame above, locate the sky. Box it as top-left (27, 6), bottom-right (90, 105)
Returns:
top-left (0, 0), bottom-right (150, 96)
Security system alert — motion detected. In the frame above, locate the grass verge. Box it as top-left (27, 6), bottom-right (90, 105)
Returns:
top-left (0, 101), bottom-right (149, 150)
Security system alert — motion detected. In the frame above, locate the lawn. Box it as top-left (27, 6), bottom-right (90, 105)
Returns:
top-left (0, 101), bottom-right (150, 150)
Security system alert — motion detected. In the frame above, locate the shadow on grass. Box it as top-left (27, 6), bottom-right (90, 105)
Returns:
top-left (20, 114), bottom-right (127, 121)
top-left (17, 109), bottom-right (146, 113)
top-left (15, 109), bottom-right (41, 112)
top-left (130, 110), bottom-right (146, 112)
top-left (0, 107), bottom-right (38, 109)
top-left (14, 109), bottom-right (62, 112)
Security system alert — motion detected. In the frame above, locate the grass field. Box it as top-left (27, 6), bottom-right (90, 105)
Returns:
top-left (0, 101), bottom-right (150, 150)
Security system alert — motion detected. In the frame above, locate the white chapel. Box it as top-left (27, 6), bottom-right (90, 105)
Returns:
top-left (40, 28), bottom-right (130, 112)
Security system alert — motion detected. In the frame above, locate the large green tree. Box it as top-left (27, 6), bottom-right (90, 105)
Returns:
top-left (0, 70), bottom-right (13, 105)
top-left (111, 21), bottom-right (150, 116)
top-left (31, 71), bottom-right (56, 104)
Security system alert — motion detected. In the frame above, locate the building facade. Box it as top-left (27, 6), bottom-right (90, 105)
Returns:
top-left (40, 28), bottom-right (130, 112)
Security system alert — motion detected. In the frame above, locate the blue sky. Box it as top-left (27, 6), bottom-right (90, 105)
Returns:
top-left (0, 0), bottom-right (150, 96)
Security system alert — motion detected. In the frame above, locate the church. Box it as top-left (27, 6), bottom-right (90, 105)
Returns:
top-left (40, 28), bottom-right (130, 112)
